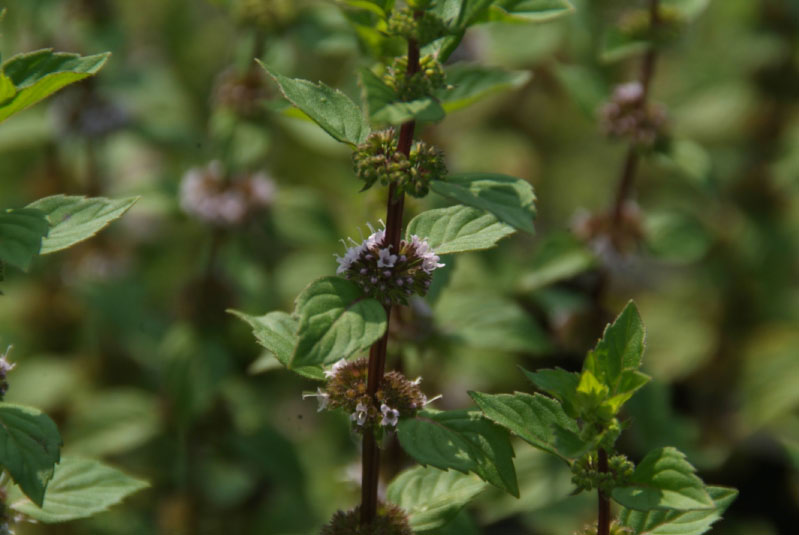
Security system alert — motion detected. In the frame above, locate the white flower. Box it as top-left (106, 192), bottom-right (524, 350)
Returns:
top-left (380, 403), bottom-right (400, 427)
top-left (351, 402), bottom-right (369, 426)
top-left (614, 81), bottom-right (644, 103)
top-left (249, 172), bottom-right (276, 206)
top-left (0, 346), bottom-right (14, 376)
top-left (302, 388), bottom-right (329, 412)
top-left (335, 244), bottom-right (364, 275)
top-left (324, 358), bottom-right (348, 379)
top-left (377, 247), bottom-right (397, 268)
top-left (410, 235), bottom-right (445, 273)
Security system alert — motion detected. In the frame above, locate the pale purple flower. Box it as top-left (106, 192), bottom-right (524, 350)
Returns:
top-left (351, 402), bottom-right (369, 426)
top-left (302, 388), bottom-right (330, 412)
top-left (380, 403), bottom-right (400, 427)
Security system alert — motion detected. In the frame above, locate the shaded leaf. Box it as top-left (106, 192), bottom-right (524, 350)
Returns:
top-left (488, 0), bottom-right (576, 23)
top-left (618, 486), bottom-right (737, 534)
top-left (0, 208), bottom-right (49, 270)
top-left (438, 64), bottom-right (531, 113)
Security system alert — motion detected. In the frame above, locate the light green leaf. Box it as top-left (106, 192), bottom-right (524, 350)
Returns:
top-left (618, 486), bottom-right (737, 535)
top-left (613, 447), bottom-right (714, 511)
top-left (0, 208), bottom-right (49, 270)
top-left (291, 277), bottom-right (386, 368)
top-left (7, 457), bottom-right (148, 523)
top-left (26, 195), bottom-right (138, 254)
top-left (0, 403), bottom-right (62, 507)
top-left (0, 73), bottom-right (15, 104)
top-left (360, 68), bottom-right (445, 125)
top-left (488, 0), bottom-right (575, 23)
top-left (228, 310), bottom-right (324, 380)
top-left (438, 64), bottom-right (531, 113)
top-left (260, 62), bottom-right (369, 145)
top-left (0, 50), bottom-right (109, 123)
top-left (406, 205), bottom-right (516, 255)
top-left (398, 409), bottom-right (519, 497)
top-left (553, 63), bottom-right (609, 117)
top-left (585, 301), bottom-right (646, 392)
top-left (386, 466), bottom-right (486, 531)
top-left (430, 173), bottom-right (536, 233)
top-left (469, 391), bottom-right (578, 462)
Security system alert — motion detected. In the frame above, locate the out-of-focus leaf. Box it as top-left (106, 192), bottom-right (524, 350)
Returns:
top-left (656, 138), bottom-right (713, 187)
top-left (0, 50), bottom-right (109, 123)
top-left (272, 188), bottom-right (339, 246)
top-left (618, 485), bottom-right (737, 534)
top-left (553, 63), bottom-right (608, 117)
top-left (486, 0), bottom-right (575, 23)
top-left (438, 64), bottom-right (531, 113)
top-left (260, 62), bottom-right (369, 145)
top-left (406, 205), bottom-right (516, 255)
top-left (26, 195), bottom-right (138, 255)
top-left (613, 447), bottom-right (714, 511)
top-left (0, 403), bottom-right (61, 507)
top-left (386, 465), bottom-right (486, 531)
top-left (430, 173), bottom-right (536, 233)
top-left (0, 208), bottom-right (49, 270)
top-left (398, 409), bottom-right (519, 497)
top-left (644, 211), bottom-right (712, 264)
top-left (518, 232), bottom-right (596, 292)
top-left (6, 457), bottom-right (148, 523)
top-left (292, 277), bottom-right (386, 368)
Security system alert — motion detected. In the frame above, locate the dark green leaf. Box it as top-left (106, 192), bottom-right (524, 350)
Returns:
top-left (439, 64), bottom-right (531, 113)
top-left (291, 277), bottom-right (386, 368)
top-left (406, 205), bottom-right (516, 255)
top-left (0, 208), bottom-right (49, 270)
top-left (618, 486), bottom-right (737, 535)
top-left (520, 366), bottom-right (580, 417)
top-left (398, 409), bottom-right (519, 497)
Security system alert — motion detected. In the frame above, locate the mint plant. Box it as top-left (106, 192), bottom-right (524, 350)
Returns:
top-left (471, 301), bottom-right (737, 535)
top-left (0, 27), bottom-right (146, 530)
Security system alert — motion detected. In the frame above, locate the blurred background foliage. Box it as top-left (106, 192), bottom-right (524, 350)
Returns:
top-left (0, 0), bottom-right (797, 533)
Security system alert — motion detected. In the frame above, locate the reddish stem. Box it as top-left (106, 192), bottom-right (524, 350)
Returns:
top-left (598, 448), bottom-right (611, 535)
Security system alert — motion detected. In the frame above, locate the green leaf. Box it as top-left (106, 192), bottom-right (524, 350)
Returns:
top-left (397, 409), bottom-right (519, 497)
top-left (618, 486), bottom-right (737, 535)
top-left (406, 205), bottom-right (516, 255)
top-left (585, 301), bottom-right (646, 395)
top-left (0, 73), bottom-right (16, 104)
top-left (360, 68), bottom-right (445, 125)
top-left (0, 208), bottom-right (49, 270)
top-left (438, 64), bottom-right (531, 113)
top-left (0, 403), bottom-right (62, 506)
top-left (0, 50), bottom-right (109, 123)
top-left (291, 277), bottom-right (386, 368)
top-left (469, 391), bottom-right (578, 462)
top-left (520, 367), bottom-right (580, 417)
top-left (612, 447), bottom-right (714, 512)
top-left (430, 173), bottom-right (536, 233)
top-left (228, 310), bottom-right (324, 380)
top-left (6, 457), bottom-right (148, 523)
top-left (260, 62), bottom-right (369, 145)
top-left (26, 195), bottom-right (138, 254)
top-left (386, 466), bottom-right (486, 531)
top-left (487, 0), bottom-right (575, 23)
top-left (518, 232), bottom-right (597, 292)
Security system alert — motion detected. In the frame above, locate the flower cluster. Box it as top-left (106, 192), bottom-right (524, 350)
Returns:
top-left (213, 67), bottom-right (269, 117)
top-left (387, 7), bottom-right (448, 47)
top-left (383, 54), bottom-right (446, 101)
top-left (304, 358), bottom-right (436, 434)
top-left (599, 82), bottom-right (667, 147)
top-left (180, 161), bottom-right (276, 226)
top-left (321, 503), bottom-right (412, 535)
top-left (352, 129), bottom-right (447, 198)
top-left (0, 347), bottom-right (14, 401)
top-left (335, 223), bottom-right (445, 306)
top-left (618, 4), bottom-right (684, 44)
top-left (232, 0), bottom-right (295, 29)
top-left (571, 453), bottom-right (634, 494)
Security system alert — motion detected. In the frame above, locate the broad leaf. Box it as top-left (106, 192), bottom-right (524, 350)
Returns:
top-left (361, 68), bottom-right (445, 124)
top-left (0, 50), bottom-right (109, 123)
top-left (618, 486), bottom-right (737, 535)
top-left (406, 205), bottom-right (516, 255)
top-left (0, 403), bottom-right (62, 506)
top-left (430, 173), bottom-right (536, 233)
top-left (438, 64), bottom-right (531, 113)
top-left (398, 409), bottom-right (519, 497)
top-left (469, 391), bottom-right (578, 462)
top-left (6, 457), bottom-right (148, 523)
top-left (260, 62), bottom-right (370, 145)
top-left (487, 0), bottom-right (575, 23)
top-left (386, 466), bottom-right (486, 531)
top-left (518, 232), bottom-right (596, 291)
top-left (0, 208), bottom-right (49, 270)
top-left (585, 301), bottom-right (646, 392)
top-left (26, 195), bottom-right (138, 254)
top-left (520, 366), bottom-right (580, 417)
top-left (612, 447), bottom-right (714, 511)
top-left (291, 277), bottom-right (386, 368)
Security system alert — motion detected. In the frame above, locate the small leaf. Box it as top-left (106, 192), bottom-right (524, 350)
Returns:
top-left (612, 447), bottom-right (714, 511)
top-left (618, 485), bottom-right (738, 535)
top-left (0, 50), bottom-right (109, 123)
top-left (291, 277), bottom-right (386, 368)
top-left (406, 205), bottom-right (516, 255)
top-left (397, 409), bottom-right (519, 497)
top-left (361, 68), bottom-right (445, 125)
top-left (430, 173), bottom-right (536, 233)
top-left (585, 301), bottom-right (646, 397)
top-left (469, 391), bottom-right (578, 462)
top-left (386, 466), bottom-right (486, 531)
top-left (260, 62), bottom-right (369, 145)
top-left (488, 0), bottom-right (575, 23)
top-left (0, 403), bottom-right (62, 506)
top-left (7, 457), bottom-right (148, 523)
top-left (0, 208), bottom-right (49, 270)
top-left (438, 64), bottom-right (531, 113)
top-left (26, 195), bottom-right (138, 254)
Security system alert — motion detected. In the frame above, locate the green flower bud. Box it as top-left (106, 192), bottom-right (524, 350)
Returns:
top-left (387, 8), bottom-right (448, 46)
top-left (383, 55), bottom-right (446, 101)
